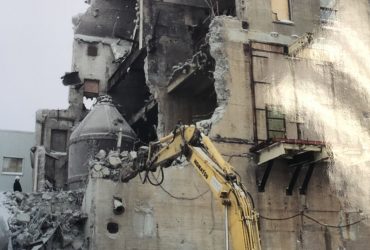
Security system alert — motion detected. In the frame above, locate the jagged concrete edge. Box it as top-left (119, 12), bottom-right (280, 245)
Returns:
top-left (197, 16), bottom-right (231, 134)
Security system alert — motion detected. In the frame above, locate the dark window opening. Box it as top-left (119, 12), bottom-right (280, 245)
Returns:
top-left (131, 104), bottom-right (158, 144)
top-left (188, 8), bottom-right (212, 53)
top-left (191, 86), bottom-right (218, 123)
top-left (50, 129), bottom-right (68, 152)
top-left (266, 106), bottom-right (286, 139)
top-left (108, 50), bottom-right (158, 145)
top-left (45, 156), bottom-right (56, 189)
top-left (87, 44), bottom-right (98, 57)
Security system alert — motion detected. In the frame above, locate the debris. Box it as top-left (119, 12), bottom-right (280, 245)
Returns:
top-left (91, 170), bottom-right (103, 178)
top-left (14, 192), bottom-right (25, 202)
top-left (41, 193), bottom-right (52, 200)
top-left (120, 151), bottom-right (129, 159)
top-left (61, 72), bottom-right (81, 86)
top-left (15, 212), bottom-right (30, 223)
top-left (128, 151), bottom-right (137, 161)
top-left (101, 167), bottom-right (111, 177)
top-left (2, 191), bottom-right (87, 250)
top-left (95, 149), bottom-right (107, 160)
top-left (107, 151), bottom-right (122, 168)
top-left (93, 163), bottom-right (103, 171)
top-left (89, 150), bottom-right (135, 181)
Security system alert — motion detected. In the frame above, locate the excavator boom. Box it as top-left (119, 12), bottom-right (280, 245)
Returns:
top-left (122, 125), bottom-right (261, 250)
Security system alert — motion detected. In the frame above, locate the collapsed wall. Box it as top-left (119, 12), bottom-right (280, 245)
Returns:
top-left (30, 0), bottom-right (370, 249)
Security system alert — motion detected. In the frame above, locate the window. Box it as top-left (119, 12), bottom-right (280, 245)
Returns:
top-left (83, 79), bottom-right (100, 98)
top-left (2, 157), bottom-right (23, 175)
top-left (87, 44), bottom-right (98, 57)
top-left (50, 129), bottom-right (68, 152)
top-left (320, 0), bottom-right (337, 24)
top-left (271, 0), bottom-right (291, 21)
top-left (266, 106), bottom-right (286, 139)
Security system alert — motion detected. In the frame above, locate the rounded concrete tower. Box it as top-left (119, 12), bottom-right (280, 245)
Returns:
top-left (68, 96), bottom-right (136, 189)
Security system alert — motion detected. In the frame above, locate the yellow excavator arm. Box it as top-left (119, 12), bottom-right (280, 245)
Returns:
top-left (122, 125), bottom-right (261, 250)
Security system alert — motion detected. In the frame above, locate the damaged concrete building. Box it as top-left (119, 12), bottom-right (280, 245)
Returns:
top-left (32, 0), bottom-right (370, 249)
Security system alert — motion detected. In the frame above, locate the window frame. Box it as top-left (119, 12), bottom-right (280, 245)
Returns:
top-left (320, 6), bottom-right (337, 25)
top-left (87, 44), bottom-right (98, 57)
top-left (50, 129), bottom-right (68, 152)
top-left (1, 156), bottom-right (24, 175)
top-left (271, 0), bottom-right (292, 22)
top-left (266, 105), bottom-right (287, 139)
top-left (83, 79), bottom-right (100, 98)
top-left (320, 0), bottom-right (338, 25)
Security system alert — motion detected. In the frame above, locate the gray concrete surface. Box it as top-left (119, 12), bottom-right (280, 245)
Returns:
top-left (0, 130), bottom-right (34, 192)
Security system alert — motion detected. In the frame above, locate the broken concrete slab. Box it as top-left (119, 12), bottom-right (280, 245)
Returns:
top-left (108, 151), bottom-right (122, 167)
top-left (15, 213), bottom-right (30, 223)
top-left (93, 163), bottom-right (103, 172)
top-left (41, 193), bottom-right (52, 201)
top-left (128, 151), bottom-right (137, 161)
top-left (95, 149), bottom-right (107, 160)
top-left (101, 167), bottom-right (111, 177)
top-left (14, 192), bottom-right (24, 203)
top-left (120, 151), bottom-right (129, 159)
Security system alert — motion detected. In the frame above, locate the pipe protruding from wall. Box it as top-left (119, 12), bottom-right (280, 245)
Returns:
top-left (113, 196), bottom-right (125, 215)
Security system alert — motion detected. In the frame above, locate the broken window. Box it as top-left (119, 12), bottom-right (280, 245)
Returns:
top-left (2, 157), bottom-right (23, 175)
top-left (266, 106), bottom-right (286, 139)
top-left (271, 0), bottom-right (291, 21)
top-left (51, 129), bottom-right (68, 152)
top-left (320, 0), bottom-right (337, 24)
top-left (83, 96), bottom-right (97, 110)
top-left (83, 79), bottom-right (100, 98)
top-left (87, 44), bottom-right (98, 57)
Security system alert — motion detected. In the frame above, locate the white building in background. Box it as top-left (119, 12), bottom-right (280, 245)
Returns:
top-left (0, 130), bottom-right (34, 192)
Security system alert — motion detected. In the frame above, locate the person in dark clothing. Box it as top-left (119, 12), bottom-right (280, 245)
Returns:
top-left (13, 176), bottom-right (22, 192)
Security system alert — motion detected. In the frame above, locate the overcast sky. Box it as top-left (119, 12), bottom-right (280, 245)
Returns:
top-left (0, 1), bottom-right (87, 132)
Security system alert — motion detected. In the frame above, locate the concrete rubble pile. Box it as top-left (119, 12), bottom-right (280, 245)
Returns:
top-left (2, 191), bottom-right (87, 250)
top-left (89, 149), bottom-right (138, 181)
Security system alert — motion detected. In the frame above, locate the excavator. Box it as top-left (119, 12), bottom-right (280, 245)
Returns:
top-left (120, 124), bottom-right (261, 250)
